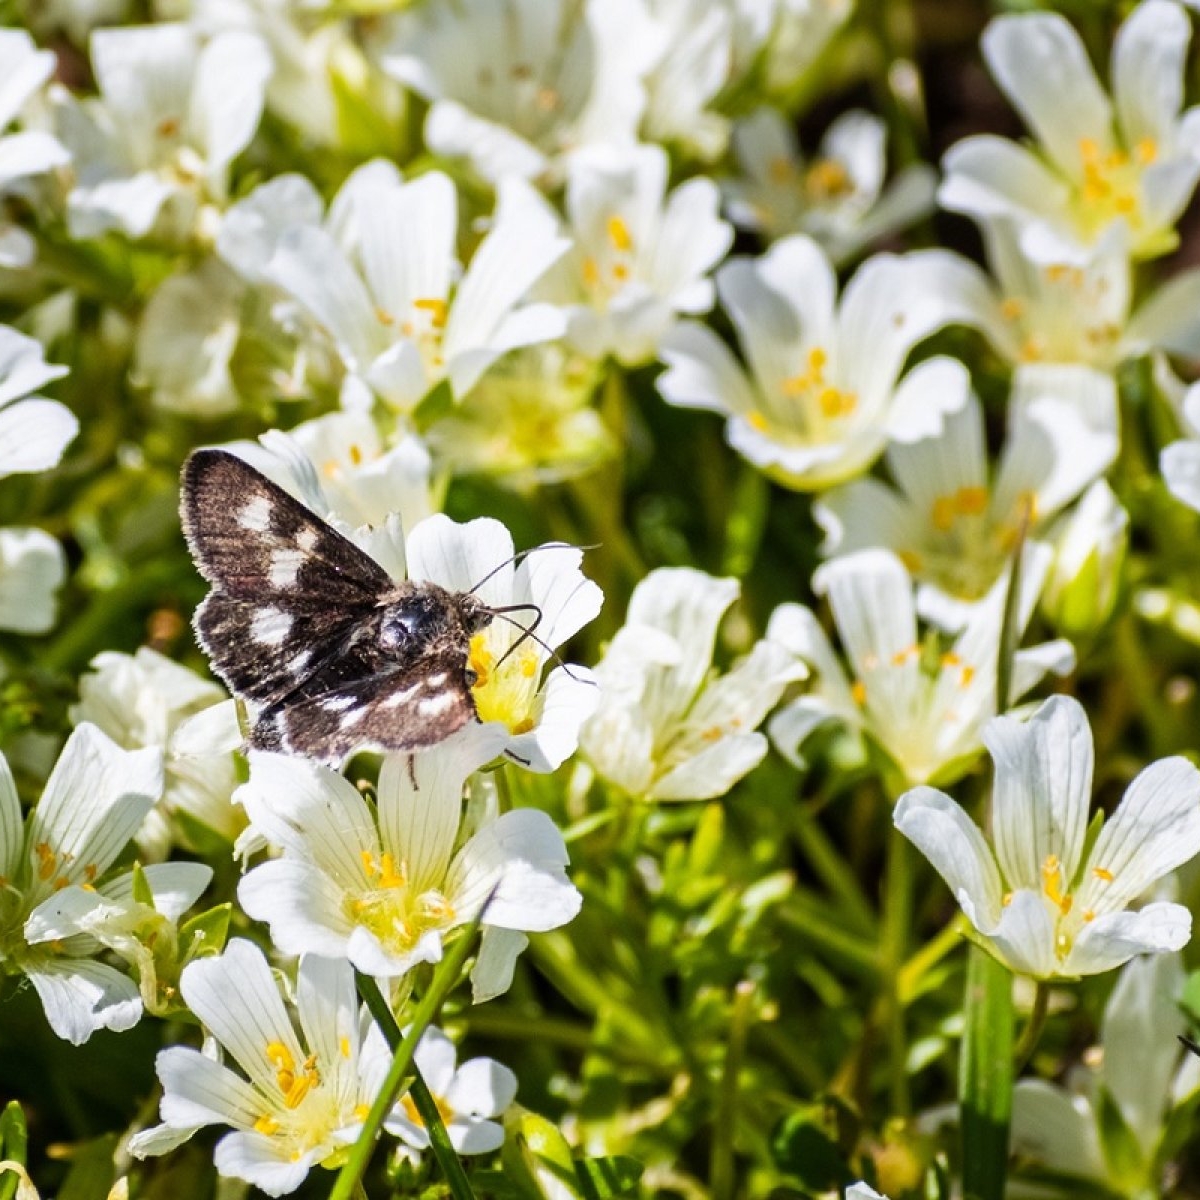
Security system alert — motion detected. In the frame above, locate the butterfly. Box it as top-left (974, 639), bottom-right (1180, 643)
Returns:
top-left (180, 447), bottom-right (498, 766)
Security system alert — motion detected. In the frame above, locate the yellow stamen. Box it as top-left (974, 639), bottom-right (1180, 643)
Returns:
top-left (607, 215), bottom-right (633, 253)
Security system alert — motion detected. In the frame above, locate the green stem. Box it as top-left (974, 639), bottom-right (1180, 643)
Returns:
top-left (710, 981), bottom-right (755, 1200)
top-left (329, 910), bottom-right (484, 1200)
top-left (960, 947), bottom-right (1014, 1200)
top-left (1013, 981), bottom-right (1050, 1075)
top-left (355, 974), bottom-right (476, 1200)
top-left (881, 827), bottom-right (914, 1116)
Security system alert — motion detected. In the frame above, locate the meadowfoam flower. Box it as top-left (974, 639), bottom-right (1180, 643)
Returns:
top-left (237, 726), bottom-right (582, 993)
top-left (940, 1), bottom-right (1200, 262)
top-left (0, 327), bottom-right (76, 635)
top-left (71, 648), bottom-right (243, 860)
top-left (724, 107), bottom-right (936, 264)
top-left (0, 723), bottom-right (172, 1044)
top-left (0, 30), bottom-right (70, 268)
top-left (896, 222), bottom-right (1200, 374)
top-left (129, 940), bottom-right (394, 1196)
top-left (57, 23), bottom-right (272, 241)
top-left (815, 360), bottom-right (1117, 630)
top-left (387, 1025), bottom-right (516, 1158)
top-left (762, 0), bottom-right (853, 101)
top-left (534, 143), bottom-right (733, 366)
top-left (264, 168), bottom-right (569, 413)
top-left (768, 549), bottom-right (1073, 789)
top-left (406, 514), bottom-right (603, 772)
top-left (658, 235), bottom-right (973, 490)
top-left (1010, 952), bottom-right (1200, 1192)
top-left (578, 567), bottom-right (805, 801)
top-left (379, 0), bottom-right (657, 185)
top-left (895, 694), bottom-right (1200, 978)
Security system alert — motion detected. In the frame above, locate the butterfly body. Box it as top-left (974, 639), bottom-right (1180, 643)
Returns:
top-left (181, 448), bottom-right (493, 765)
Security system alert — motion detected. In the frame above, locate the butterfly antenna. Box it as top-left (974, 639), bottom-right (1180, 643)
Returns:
top-left (467, 542), bottom-right (600, 597)
top-left (486, 603), bottom-right (595, 687)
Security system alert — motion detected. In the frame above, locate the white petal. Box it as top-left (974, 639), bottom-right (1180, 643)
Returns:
top-left (1011, 1079), bottom-right (1105, 1177)
top-left (1064, 903), bottom-right (1192, 975)
top-left (1113, 0), bottom-right (1190, 149)
top-left (0, 398), bottom-right (77, 477)
top-left (446, 1056), bottom-right (518, 1118)
top-left (649, 733), bottom-right (768, 801)
top-left (983, 695), bottom-right (1094, 892)
top-left (156, 1043), bottom-right (262, 1131)
top-left (0, 527), bottom-right (64, 634)
top-left (26, 957), bottom-right (142, 1044)
top-left (188, 32), bottom-right (272, 183)
top-left (471, 927), bottom-right (529, 1002)
top-left (237, 860), bottom-right (356, 959)
top-left (214, 1132), bottom-right (318, 1197)
top-left (658, 320), bottom-right (759, 416)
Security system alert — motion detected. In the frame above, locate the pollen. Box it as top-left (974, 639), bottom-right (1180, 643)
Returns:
top-left (254, 1114), bottom-right (279, 1136)
top-left (747, 410), bottom-right (769, 432)
top-left (1000, 297), bottom-right (1025, 321)
top-left (851, 680), bottom-right (867, 706)
top-left (413, 297), bottom-right (448, 329)
top-left (35, 842), bottom-right (57, 881)
top-left (340, 1036), bottom-right (351, 1059)
top-left (375, 306), bottom-right (395, 326)
top-left (1091, 866), bottom-right (1114, 883)
top-left (156, 116), bottom-right (180, 138)
top-left (805, 158), bottom-right (852, 200)
top-left (607, 215), bottom-right (633, 253)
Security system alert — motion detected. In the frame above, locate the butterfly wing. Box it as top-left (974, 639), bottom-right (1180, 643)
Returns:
top-left (181, 448), bottom-right (394, 708)
top-left (249, 648), bottom-right (479, 765)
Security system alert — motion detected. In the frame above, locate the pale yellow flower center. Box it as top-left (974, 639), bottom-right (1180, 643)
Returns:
top-left (582, 215), bottom-right (637, 305)
top-left (349, 850), bottom-right (456, 954)
top-left (375, 295), bottom-right (447, 373)
top-left (469, 631), bottom-right (539, 735)
top-left (1073, 135), bottom-right (1156, 240)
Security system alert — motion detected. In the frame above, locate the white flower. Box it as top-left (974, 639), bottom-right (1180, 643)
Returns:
top-left (579, 567), bottom-right (805, 801)
top-left (57, 23), bottom-right (272, 241)
top-left (130, 940), bottom-right (394, 1197)
top-left (0, 326), bottom-right (76, 634)
top-left (264, 168), bottom-right (569, 412)
top-left (70, 648), bottom-right (243, 860)
top-left (1011, 952), bottom-right (1200, 1190)
top-left (1160, 380), bottom-right (1200, 512)
top-left (724, 107), bottom-right (936, 264)
top-left (895, 694), bottom-right (1200, 978)
top-left (761, 0), bottom-right (853, 100)
top-left (380, 0), bottom-right (658, 185)
top-left (768, 549), bottom-right (1074, 788)
top-left (0, 723), bottom-right (169, 1044)
top-left (236, 726), bottom-right (582, 994)
top-left (939, 1), bottom-right (1200, 262)
top-left (815, 360), bottom-right (1117, 630)
top-left (0, 30), bottom-right (70, 269)
top-left (387, 1025), bottom-right (516, 1157)
top-left (896, 222), bottom-right (1200, 372)
top-left (658, 235), bottom-right (973, 490)
top-left (533, 143), bottom-right (732, 366)
top-left (406, 514), bottom-right (603, 773)
top-left (846, 1187), bottom-right (888, 1200)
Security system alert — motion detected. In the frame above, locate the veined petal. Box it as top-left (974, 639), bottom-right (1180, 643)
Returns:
top-left (0, 527), bottom-right (65, 634)
top-left (986, 889), bottom-right (1059, 978)
top-left (983, 696), bottom-right (1094, 893)
top-left (939, 136), bottom-right (1071, 225)
top-left (180, 939), bottom-right (303, 1094)
top-left (982, 13), bottom-right (1111, 177)
top-left (813, 550), bottom-right (918, 671)
top-left (471, 927), bottom-right (529, 1002)
top-left (649, 733), bottom-right (768, 801)
top-left (26, 956), bottom-right (142, 1044)
top-left (378, 724), bottom-right (507, 893)
top-left (447, 809), bottom-right (580, 933)
top-left (294, 955), bottom-right (358, 1080)
top-left (445, 1055), bottom-right (518, 1118)
top-left (1113, 0), bottom-right (1190, 150)
top-left (100, 861), bottom-right (213, 920)
top-left (0, 750), bottom-right (20, 879)
top-left (1076, 755), bottom-right (1200, 916)
top-left (27, 723), bottom-right (162, 888)
top-left (0, 326), bottom-right (68, 407)
top-left (214, 1132), bottom-right (320, 1198)
top-left (188, 32), bottom-right (271, 184)
top-left (237, 860), bottom-right (356, 960)
top-left (406, 513), bottom-right (514, 605)
top-left (505, 665), bottom-right (599, 773)
top-left (517, 544), bottom-right (605, 652)
top-left (894, 785), bottom-right (1005, 928)
top-left (1064, 902), bottom-right (1192, 976)
top-left (0, 30), bottom-right (55, 130)
top-left (658, 320), bottom-right (760, 416)
top-left (155, 1044), bottom-right (263, 1132)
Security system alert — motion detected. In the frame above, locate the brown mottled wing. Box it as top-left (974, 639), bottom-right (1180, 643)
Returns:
top-left (250, 649), bottom-right (478, 766)
top-left (180, 448), bottom-right (393, 708)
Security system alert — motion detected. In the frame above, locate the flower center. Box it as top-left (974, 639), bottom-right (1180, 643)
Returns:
top-left (581, 214), bottom-right (637, 307)
top-left (468, 632), bottom-right (539, 735)
top-left (376, 296), bottom-right (448, 375)
top-left (759, 345), bottom-right (857, 440)
top-left (1072, 136), bottom-right (1155, 241)
top-left (250, 1040), bottom-right (355, 1164)
top-left (349, 850), bottom-right (456, 954)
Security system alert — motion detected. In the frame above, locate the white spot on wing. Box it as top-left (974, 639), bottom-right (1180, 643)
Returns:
top-left (321, 695), bottom-right (355, 713)
top-left (250, 607), bottom-right (291, 647)
top-left (382, 683), bottom-right (421, 709)
top-left (269, 547), bottom-right (305, 588)
top-left (417, 692), bottom-right (456, 716)
top-left (290, 649), bottom-right (313, 674)
top-left (296, 527), bottom-right (319, 552)
top-left (239, 493), bottom-right (273, 533)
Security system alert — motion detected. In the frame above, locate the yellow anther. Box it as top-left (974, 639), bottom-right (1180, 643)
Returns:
top-left (511, 717), bottom-right (535, 735)
top-left (1083, 909), bottom-right (1096, 922)
top-left (340, 1036), bottom-right (352, 1059)
top-left (582, 257), bottom-right (600, 288)
top-left (377, 853), bottom-right (406, 890)
top-left (1092, 866), bottom-right (1114, 883)
top-left (1001, 891), bottom-right (1013, 907)
top-left (413, 298), bottom-right (448, 328)
top-left (768, 156), bottom-right (795, 184)
top-left (747, 411), bottom-right (769, 431)
top-left (84, 863), bottom-right (98, 882)
top-left (156, 116), bottom-right (180, 138)
top-left (254, 1114), bottom-right (279, 1135)
top-left (607, 215), bottom-right (633, 253)
top-left (806, 158), bottom-right (853, 200)
top-left (1135, 137), bottom-right (1158, 165)
top-left (534, 87), bottom-right (560, 112)
top-left (612, 262), bottom-right (631, 283)
top-left (932, 496), bottom-right (956, 531)
top-left (375, 306), bottom-right (395, 326)
top-left (35, 843), bottom-right (56, 881)
top-left (851, 680), bottom-right (867, 706)
top-left (1000, 297), bottom-right (1025, 321)
top-left (349, 444), bottom-right (364, 467)
top-left (956, 486), bottom-right (988, 516)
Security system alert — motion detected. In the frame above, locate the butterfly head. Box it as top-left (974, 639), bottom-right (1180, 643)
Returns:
top-left (378, 586), bottom-right (494, 656)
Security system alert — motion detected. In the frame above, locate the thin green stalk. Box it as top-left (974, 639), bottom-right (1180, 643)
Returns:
top-left (778, 894), bottom-right (880, 980)
top-left (329, 908), bottom-right (484, 1200)
top-left (1013, 981), bottom-right (1050, 1075)
top-left (710, 981), bottom-right (755, 1200)
top-left (355, 974), bottom-right (477, 1200)
top-left (881, 828), bottom-right (914, 1115)
top-left (960, 948), bottom-right (1014, 1200)
top-left (792, 803), bottom-right (876, 935)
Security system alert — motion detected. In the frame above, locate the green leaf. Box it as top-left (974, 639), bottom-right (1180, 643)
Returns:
top-left (178, 903), bottom-right (231, 966)
top-left (769, 1105), bottom-right (853, 1189)
top-left (130, 861), bottom-right (154, 908)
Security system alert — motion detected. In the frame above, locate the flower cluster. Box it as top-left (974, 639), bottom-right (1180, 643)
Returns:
top-left (5, 0), bottom-right (1200, 1197)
